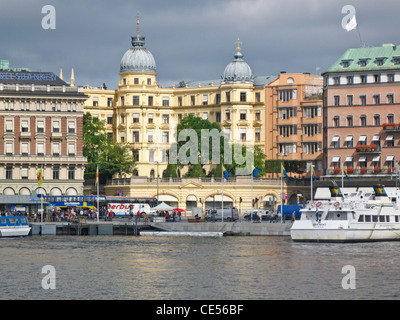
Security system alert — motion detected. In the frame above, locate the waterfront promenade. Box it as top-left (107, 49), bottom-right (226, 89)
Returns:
top-left (29, 217), bottom-right (293, 236)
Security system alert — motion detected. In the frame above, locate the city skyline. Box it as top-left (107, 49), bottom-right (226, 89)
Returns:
top-left (1, 0), bottom-right (399, 88)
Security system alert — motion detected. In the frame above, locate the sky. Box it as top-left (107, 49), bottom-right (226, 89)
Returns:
top-left (1, 0), bottom-right (399, 89)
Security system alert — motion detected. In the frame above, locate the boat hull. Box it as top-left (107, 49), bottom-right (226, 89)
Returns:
top-left (0, 227), bottom-right (31, 237)
top-left (291, 221), bottom-right (400, 242)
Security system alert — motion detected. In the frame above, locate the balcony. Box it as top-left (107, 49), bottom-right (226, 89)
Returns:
top-left (382, 123), bottom-right (400, 132)
top-left (355, 145), bottom-right (381, 153)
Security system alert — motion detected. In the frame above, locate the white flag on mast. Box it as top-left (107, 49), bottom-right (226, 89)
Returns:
top-left (345, 15), bottom-right (357, 32)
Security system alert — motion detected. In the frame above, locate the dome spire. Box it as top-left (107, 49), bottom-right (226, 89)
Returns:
top-left (235, 38), bottom-right (242, 52)
top-left (136, 11), bottom-right (141, 41)
top-left (131, 11), bottom-right (145, 47)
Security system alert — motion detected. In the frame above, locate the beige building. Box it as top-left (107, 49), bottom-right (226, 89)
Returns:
top-left (84, 31), bottom-right (277, 179)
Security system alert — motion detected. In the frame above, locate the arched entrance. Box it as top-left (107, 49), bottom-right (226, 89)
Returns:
top-left (205, 195), bottom-right (233, 210)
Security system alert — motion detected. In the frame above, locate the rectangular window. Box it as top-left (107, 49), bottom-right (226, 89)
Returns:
top-left (255, 110), bottom-right (261, 121)
top-left (5, 142), bottom-right (13, 155)
top-left (107, 98), bottom-right (113, 107)
top-left (132, 131), bottom-right (139, 143)
top-left (21, 120), bottom-right (29, 132)
top-left (226, 92), bottom-right (230, 102)
top-left (255, 128), bottom-right (260, 142)
top-left (37, 143), bottom-right (44, 156)
top-left (148, 96), bottom-right (153, 106)
top-left (216, 112), bottom-right (221, 123)
top-left (360, 95), bottom-right (367, 105)
top-left (21, 166), bottom-right (28, 179)
top-left (334, 96), bottom-right (340, 106)
top-left (347, 95), bottom-right (353, 106)
top-left (240, 128), bottom-right (246, 141)
top-left (53, 143), bottom-right (60, 156)
top-left (53, 165), bottom-right (60, 180)
top-left (240, 110), bottom-right (246, 120)
top-left (162, 97), bottom-right (169, 107)
top-left (37, 120), bottom-right (44, 133)
top-left (162, 131), bottom-right (169, 143)
top-left (191, 95), bottom-right (195, 106)
top-left (162, 114), bottom-right (169, 124)
top-left (5, 120), bottom-right (13, 132)
top-left (202, 95), bottom-right (208, 105)
top-left (133, 96), bottom-right (140, 106)
top-left (225, 110), bottom-right (230, 121)
top-left (6, 165), bottom-right (12, 179)
top-left (373, 94), bottom-right (380, 105)
top-left (21, 143), bottom-right (28, 155)
top-left (147, 130), bottom-right (153, 143)
top-left (132, 113), bottom-right (140, 123)
top-left (387, 94), bottom-right (394, 104)
top-left (68, 121), bottom-right (75, 133)
top-left (93, 96), bottom-right (99, 107)
top-left (216, 93), bottom-right (221, 104)
top-left (68, 166), bottom-right (75, 180)
top-left (240, 92), bottom-right (246, 102)
top-left (107, 115), bottom-right (113, 125)
top-left (53, 120), bottom-right (60, 132)
top-left (148, 113), bottom-right (153, 123)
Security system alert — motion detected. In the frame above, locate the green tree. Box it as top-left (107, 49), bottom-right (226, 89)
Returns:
top-left (163, 163), bottom-right (178, 178)
top-left (83, 112), bottom-right (136, 182)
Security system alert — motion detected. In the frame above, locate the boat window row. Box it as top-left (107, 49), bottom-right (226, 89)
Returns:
top-left (0, 217), bottom-right (28, 225)
top-left (358, 215), bottom-right (400, 223)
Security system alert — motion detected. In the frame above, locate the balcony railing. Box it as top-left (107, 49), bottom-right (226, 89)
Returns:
top-left (382, 124), bottom-right (400, 132)
top-left (326, 168), bottom-right (393, 175)
top-left (355, 145), bottom-right (381, 153)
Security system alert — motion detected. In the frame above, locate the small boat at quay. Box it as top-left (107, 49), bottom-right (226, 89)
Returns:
top-left (0, 216), bottom-right (31, 237)
top-left (291, 186), bottom-right (400, 242)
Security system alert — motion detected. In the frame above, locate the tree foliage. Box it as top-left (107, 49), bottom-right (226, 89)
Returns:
top-left (83, 112), bottom-right (136, 182)
top-left (173, 115), bottom-right (266, 178)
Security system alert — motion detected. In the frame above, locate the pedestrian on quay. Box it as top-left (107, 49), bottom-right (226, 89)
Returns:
top-left (291, 211), bottom-right (296, 222)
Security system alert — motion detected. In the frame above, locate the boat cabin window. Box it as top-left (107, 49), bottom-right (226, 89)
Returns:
top-left (20, 217), bottom-right (27, 224)
top-left (358, 215), bottom-right (364, 222)
top-left (379, 216), bottom-right (385, 222)
top-left (8, 218), bottom-right (18, 224)
top-left (365, 215), bottom-right (371, 222)
top-left (396, 216), bottom-right (399, 223)
top-left (386, 216), bottom-right (391, 222)
top-left (0, 218), bottom-right (6, 225)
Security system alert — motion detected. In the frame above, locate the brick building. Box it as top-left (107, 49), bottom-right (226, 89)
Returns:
top-left (323, 44), bottom-right (400, 178)
top-left (0, 60), bottom-right (87, 205)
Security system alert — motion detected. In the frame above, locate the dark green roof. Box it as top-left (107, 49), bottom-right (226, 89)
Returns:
top-left (326, 44), bottom-right (400, 73)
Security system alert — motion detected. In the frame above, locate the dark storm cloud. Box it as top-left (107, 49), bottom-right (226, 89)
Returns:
top-left (1, 0), bottom-right (399, 89)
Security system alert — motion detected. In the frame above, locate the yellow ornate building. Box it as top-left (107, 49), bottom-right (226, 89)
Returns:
top-left (82, 21), bottom-right (312, 212)
top-left (84, 27), bottom-right (277, 179)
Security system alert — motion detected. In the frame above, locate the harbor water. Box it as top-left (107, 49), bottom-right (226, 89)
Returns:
top-left (1, 235), bottom-right (399, 300)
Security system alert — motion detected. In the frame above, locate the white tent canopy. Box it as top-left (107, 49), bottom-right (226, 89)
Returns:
top-left (152, 202), bottom-right (174, 211)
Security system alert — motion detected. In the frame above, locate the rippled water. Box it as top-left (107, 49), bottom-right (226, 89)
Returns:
top-left (0, 235), bottom-right (399, 300)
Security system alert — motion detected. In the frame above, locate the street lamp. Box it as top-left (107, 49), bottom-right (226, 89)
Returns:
top-left (155, 161), bottom-right (159, 206)
top-left (279, 152), bottom-right (286, 224)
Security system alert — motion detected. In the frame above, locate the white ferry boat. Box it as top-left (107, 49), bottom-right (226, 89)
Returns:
top-left (291, 186), bottom-right (400, 242)
top-left (0, 216), bottom-right (31, 237)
